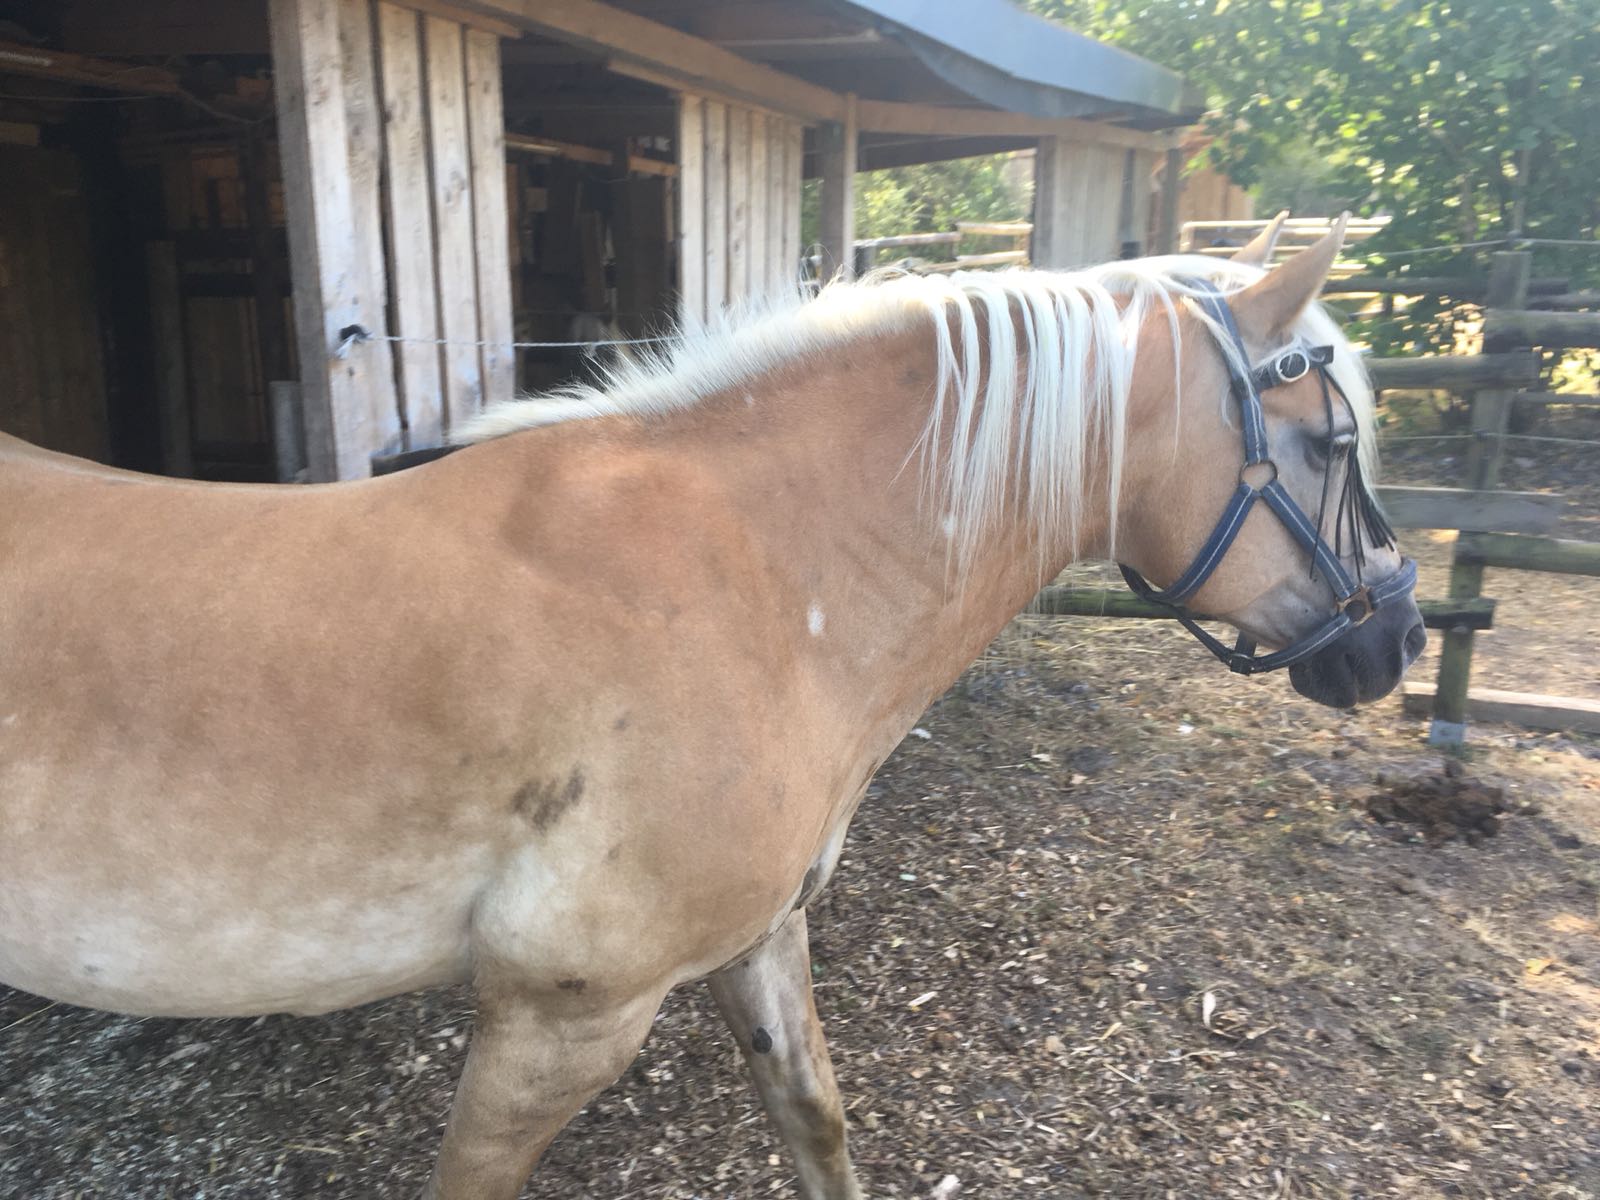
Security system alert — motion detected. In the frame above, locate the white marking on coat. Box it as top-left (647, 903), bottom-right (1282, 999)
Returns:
top-left (807, 605), bottom-right (825, 638)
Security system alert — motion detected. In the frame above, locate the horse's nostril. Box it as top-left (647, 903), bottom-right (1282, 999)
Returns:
top-left (1403, 621), bottom-right (1427, 665)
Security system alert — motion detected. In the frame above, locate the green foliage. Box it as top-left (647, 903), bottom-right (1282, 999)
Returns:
top-left (1026, 0), bottom-right (1600, 352)
top-left (802, 154), bottom-right (1032, 268)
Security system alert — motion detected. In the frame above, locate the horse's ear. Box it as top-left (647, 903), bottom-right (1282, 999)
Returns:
top-left (1230, 212), bottom-right (1348, 342)
top-left (1231, 210), bottom-right (1289, 266)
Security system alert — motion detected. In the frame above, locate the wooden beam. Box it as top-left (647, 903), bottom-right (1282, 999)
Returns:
top-left (504, 131), bottom-right (677, 175)
top-left (1528, 289), bottom-right (1600, 311)
top-left (453, 0), bottom-right (846, 121)
top-left (0, 38), bottom-right (180, 95)
top-left (1403, 685), bottom-right (1600, 736)
top-left (855, 99), bottom-right (1178, 152)
top-left (505, 131), bottom-right (611, 165)
top-left (1156, 145), bottom-right (1181, 254)
top-left (0, 121), bottom-right (41, 146)
top-left (816, 93), bottom-right (858, 280)
top-left (1484, 307), bottom-right (1600, 352)
top-left (1366, 351), bottom-right (1540, 392)
top-left (1455, 532), bottom-right (1600, 577)
top-left (1517, 390), bottom-right (1600, 407)
top-left (386, 0), bottom-right (520, 38)
top-left (1375, 486), bottom-right (1565, 535)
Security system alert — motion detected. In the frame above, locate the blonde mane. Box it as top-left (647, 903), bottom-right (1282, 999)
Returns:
top-left (457, 257), bottom-right (1377, 569)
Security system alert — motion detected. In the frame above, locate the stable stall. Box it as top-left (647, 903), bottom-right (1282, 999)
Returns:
top-left (0, 0), bottom-right (1199, 482)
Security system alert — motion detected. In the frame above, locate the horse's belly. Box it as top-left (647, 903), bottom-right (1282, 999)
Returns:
top-left (0, 868), bottom-right (480, 1018)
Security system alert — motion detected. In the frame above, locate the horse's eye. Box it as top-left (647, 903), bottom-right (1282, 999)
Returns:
top-left (1308, 430), bottom-right (1356, 468)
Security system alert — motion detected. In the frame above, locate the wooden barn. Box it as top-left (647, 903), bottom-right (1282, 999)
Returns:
top-left (0, 0), bottom-right (1199, 482)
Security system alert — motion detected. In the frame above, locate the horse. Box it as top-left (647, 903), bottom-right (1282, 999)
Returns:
top-left (0, 214), bottom-right (1423, 1198)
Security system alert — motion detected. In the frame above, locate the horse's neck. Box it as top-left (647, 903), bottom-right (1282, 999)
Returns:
top-left (659, 322), bottom-right (1110, 732)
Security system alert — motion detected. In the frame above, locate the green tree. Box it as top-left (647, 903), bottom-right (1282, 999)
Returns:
top-left (802, 154), bottom-right (1032, 269)
top-left (1028, 0), bottom-right (1600, 351)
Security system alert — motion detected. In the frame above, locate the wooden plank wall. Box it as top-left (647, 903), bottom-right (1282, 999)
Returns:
top-left (270, 0), bottom-right (514, 479)
top-left (1033, 137), bottom-right (1138, 269)
top-left (675, 93), bottom-right (804, 323)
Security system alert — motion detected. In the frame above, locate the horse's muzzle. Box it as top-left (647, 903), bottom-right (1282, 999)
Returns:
top-left (1288, 591), bottom-right (1427, 708)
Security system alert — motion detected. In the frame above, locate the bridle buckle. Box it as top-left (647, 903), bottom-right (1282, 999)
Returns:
top-left (1338, 585), bottom-right (1376, 627)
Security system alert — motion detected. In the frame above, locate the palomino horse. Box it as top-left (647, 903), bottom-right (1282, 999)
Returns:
top-left (0, 216), bottom-right (1422, 1197)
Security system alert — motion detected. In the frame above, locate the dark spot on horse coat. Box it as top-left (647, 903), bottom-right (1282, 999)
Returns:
top-left (752, 1027), bottom-right (774, 1055)
top-left (510, 769), bottom-right (587, 832)
top-left (613, 713), bottom-right (631, 732)
top-left (556, 978), bottom-right (587, 993)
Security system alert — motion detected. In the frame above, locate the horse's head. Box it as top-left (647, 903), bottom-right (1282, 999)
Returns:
top-left (1120, 214), bottom-right (1425, 708)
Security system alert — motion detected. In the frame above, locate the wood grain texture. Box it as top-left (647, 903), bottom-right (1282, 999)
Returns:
top-left (726, 105), bottom-right (752, 305)
top-left (1375, 486), bottom-right (1566, 535)
top-left (337, 0), bottom-right (402, 457)
top-left (675, 94), bottom-right (706, 323)
top-left (465, 28), bottom-right (514, 407)
top-left (423, 15), bottom-right (483, 431)
top-left (376, 2), bottom-right (444, 447)
top-left (270, 0), bottom-right (388, 479)
top-left (702, 100), bottom-right (728, 315)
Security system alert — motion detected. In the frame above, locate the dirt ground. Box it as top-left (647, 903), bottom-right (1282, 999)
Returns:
top-left (2, 408), bottom-right (1597, 1200)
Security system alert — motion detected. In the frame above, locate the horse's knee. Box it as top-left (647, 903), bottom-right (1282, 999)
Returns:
top-left (776, 1073), bottom-right (848, 1154)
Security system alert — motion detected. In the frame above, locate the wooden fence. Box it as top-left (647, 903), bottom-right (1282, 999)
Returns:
top-left (1346, 253), bottom-right (1600, 741)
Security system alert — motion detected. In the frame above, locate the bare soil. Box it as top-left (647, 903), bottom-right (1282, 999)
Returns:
top-left (3, 411), bottom-right (1598, 1200)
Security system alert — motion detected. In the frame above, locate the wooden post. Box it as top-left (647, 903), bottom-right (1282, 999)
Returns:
top-left (1430, 250), bottom-right (1531, 746)
top-left (702, 99), bottom-right (728, 313)
top-left (1033, 137), bottom-right (1124, 267)
top-left (377, 2), bottom-right (443, 447)
top-left (145, 240), bottom-right (193, 477)
top-left (675, 93), bottom-right (706, 322)
top-left (1032, 136), bottom-right (1069, 268)
top-left (726, 105), bottom-right (752, 303)
top-left (1156, 145), bottom-right (1181, 255)
top-left (1464, 253), bottom-right (1533, 488)
top-left (270, 380), bottom-right (307, 482)
top-left (465, 27), bottom-right (515, 407)
top-left (816, 92), bottom-right (857, 281)
top-left (423, 16), bottom-right (484, 433)
top-left (269, 0), bottom-right (395, 481)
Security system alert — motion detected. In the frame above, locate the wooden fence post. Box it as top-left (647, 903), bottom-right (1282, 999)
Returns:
top-left (1155, 146), bottom-right (1182, 255)
top-left (1430, 250), bottom-right (1532, 746)
top-left (816, 92), bottom-right (857, 281)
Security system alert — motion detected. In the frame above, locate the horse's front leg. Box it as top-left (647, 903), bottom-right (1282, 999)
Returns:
top-left (709, 907), bottom-right (865, 1200)
top-left (422, 982), bottom-right (662, 1200)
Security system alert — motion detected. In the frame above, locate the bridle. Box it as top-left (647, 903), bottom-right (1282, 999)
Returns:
top-left (1119, 280), bottom-right (1417, 675)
